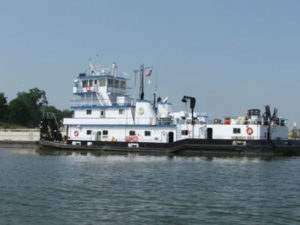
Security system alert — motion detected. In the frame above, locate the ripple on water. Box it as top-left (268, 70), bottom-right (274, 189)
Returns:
top-left (0, 148), bottom-right (300, 225)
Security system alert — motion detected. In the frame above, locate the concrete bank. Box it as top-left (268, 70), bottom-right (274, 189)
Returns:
top-left (0, 129), bottom-right (39, 148)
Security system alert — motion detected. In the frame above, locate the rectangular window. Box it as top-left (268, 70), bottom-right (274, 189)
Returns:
top-left (129, 131), bottom-right (136, 136)
top-left (115, 80), bottom-right (120, 88)
top-left (100, 110), bottom-right (105, 117)
top-left (99, 79), bottom-right (106, 87)
top-left (94, 80), bottom-right (97, 85)
top-left (82, 80), bottom-right (88, 87)
top-left (119, 109), bottom-right (124, 115)
top-left (87, 130), bottom-right (92, 135)
top-left (108, 79), bottom-right (113, 87)
top-left (145, 131), bottom-right (151, 136)
top-left (89, 80), bottom-right (93, 87)
top-left (233, 128), bottom-right (241, 134)
top-left (103, 130), bottom-right (108, 135)
top-left (121, 81), bottom-right (126, 89)
top-left (86, 110), bottom-right (92, 115)
top-left (181, 130), bottom-right (189, 135)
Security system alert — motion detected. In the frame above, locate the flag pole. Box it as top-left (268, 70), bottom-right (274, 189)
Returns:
top-left (139, 64), bottom-right (144, 100)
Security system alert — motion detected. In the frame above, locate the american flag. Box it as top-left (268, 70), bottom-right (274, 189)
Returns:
top-left (145, 69), bottom-right (152, 76)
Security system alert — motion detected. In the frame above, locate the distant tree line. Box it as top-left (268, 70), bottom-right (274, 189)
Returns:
top-left (0, 88), bottom-right (72, 128)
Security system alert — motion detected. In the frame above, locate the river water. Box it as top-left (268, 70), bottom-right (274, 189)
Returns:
top-left (0, 147), bottom-right (300, 225)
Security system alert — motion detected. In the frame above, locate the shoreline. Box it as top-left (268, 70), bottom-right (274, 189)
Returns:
top-left (0, 141), bottom-right (37, 148)
top-left (0, 128), bottom-right (39, 148)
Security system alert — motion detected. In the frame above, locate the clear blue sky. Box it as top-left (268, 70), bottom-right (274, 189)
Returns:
top-left (1, 0), bottom-right (300, 127)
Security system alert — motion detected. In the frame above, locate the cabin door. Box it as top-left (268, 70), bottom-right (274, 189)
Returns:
top-left (168, 132), bottom-right (174, 143)
top-left (199, 127), bottom-right (206, 139)
top-left (161, 132), bottom-right (167, 143)
top-left (96, 131), bottom-right (102, 141)
top-left (267, 127), bottom-right (271, 140)
top-left (207, 128), bottom-right (213, 140)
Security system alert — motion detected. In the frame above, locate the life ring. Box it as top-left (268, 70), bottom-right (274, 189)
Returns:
top-left (74, 130), bottom-right (79, 137)
top-left (246, 127), bottom-right (253, 135)
top-left (86, 86), bottom-right (91, 91)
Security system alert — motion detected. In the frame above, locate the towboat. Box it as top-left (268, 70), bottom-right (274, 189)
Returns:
top-left (38, 61), bottom-right (300, 156)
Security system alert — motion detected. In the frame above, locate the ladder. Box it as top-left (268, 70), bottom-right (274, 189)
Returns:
top-left (94, 86), bottom-right (105, 105)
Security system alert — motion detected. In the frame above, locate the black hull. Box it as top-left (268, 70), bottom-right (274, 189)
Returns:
top-left (37, 139), bottom-right (300, 157)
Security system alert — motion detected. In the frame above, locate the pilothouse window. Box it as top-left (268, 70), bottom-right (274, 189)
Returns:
top-left (108, 79), bottom-right (113, 87)
top-left (86, 110), bottom-right (92, 115)
top-left (99, 79), bottom-right (105, 87)
top-left (115, 80), bottom-right (120, 88)
top-left (82, 80), bottom-right (88, 87)
top-left (121, 81), bottom-right (126, 89)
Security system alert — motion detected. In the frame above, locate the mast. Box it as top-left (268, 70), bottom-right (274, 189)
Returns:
top-left (153, 70), bottom-right (158, 109)
top-left (112, 62), bottom-right (117, 95)
top-left (133, 69), bottom-right (139, 99)
top-left (139, 64), bottom-right (144, 100)
top-left (153, 90), bottom-right (156, 109)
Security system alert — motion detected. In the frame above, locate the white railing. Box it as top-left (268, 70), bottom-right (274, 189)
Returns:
top-left (73, 86), bottom-right (127, 95)
top-left (70, 99), bottom-right (133, 108)
top-left (73, 86), bottom-right (96, 93)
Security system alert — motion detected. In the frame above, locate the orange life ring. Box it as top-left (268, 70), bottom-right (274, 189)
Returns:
top-left (246, 127), bottom-right (253, 135)
top-left (74, 130), bottom-right (79, 137)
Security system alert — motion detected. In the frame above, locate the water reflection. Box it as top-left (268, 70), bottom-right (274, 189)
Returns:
top-left (35, 148), bottom-right (278, 163)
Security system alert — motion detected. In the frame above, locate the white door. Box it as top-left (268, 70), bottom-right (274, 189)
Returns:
top-left (161, 131), bottom-right (167, 143)
top-left (96, 131), bottom-right (102, 141)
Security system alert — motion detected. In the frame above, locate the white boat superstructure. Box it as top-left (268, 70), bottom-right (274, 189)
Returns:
top-left (63, 62), bottom-right (288, 145)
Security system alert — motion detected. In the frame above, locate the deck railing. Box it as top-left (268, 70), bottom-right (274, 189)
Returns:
top-left (70, 99), bottom-right (134, 108)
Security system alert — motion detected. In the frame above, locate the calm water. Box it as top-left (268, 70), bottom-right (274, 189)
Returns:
top-left (0, 148), bottom-right (300, 225)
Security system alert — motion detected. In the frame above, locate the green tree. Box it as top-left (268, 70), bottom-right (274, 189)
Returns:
top-left (0, 92), bottom-right (8, 122)
top-left (7, 98), bottom-right (30, 126)
top-left (6, 87), bottom-right (71, 128)
top-left (8, 88), bottom-right (48, 127)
